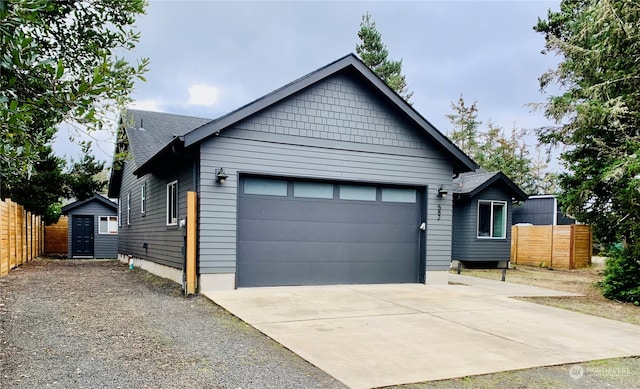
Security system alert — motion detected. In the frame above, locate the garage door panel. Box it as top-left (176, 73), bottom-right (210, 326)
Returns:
top-left (239, 241), bottom-right (417, 262)
top-left (238, 259), bottom-right (418, 287)
top-left (239, 197), bottom-right (417, 225)
top-left (238, 220), bottom-right (418, 243)
top-left (237, 177), bottom-right (422, 287)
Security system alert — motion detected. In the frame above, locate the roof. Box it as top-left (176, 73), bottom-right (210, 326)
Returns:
top-left (61, 194), bottom-right (118, 214)
top-left (453, 171), bottom-right (528, 201)
top-left (110, 53), bottom-right (479, 193)
top-left (121, 109), bottom-right (211, 172)
top-left (183, 53), bottom-right (476, 173)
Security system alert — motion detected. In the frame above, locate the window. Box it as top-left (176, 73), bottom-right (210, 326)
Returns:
top-left (99, 216), bottom-right (118, 234)
top-left (381, 188), bottom-right (416, 203)
top-left (294, 181), bottom-right (333, 199)
top-left (126, 192), bottom-right (131, 226)
top-left (478, 200), bottom-right (507, 238)
top-left (244, 177), bottom-right (287, 196)
top-left (118, 199), bottom-right (122, 227)
top-left (339, 184), bottom-right (376, 201)
top-left (141, 182), bottom-right (146, 215)
top-left (167, 180), bottom-right (178, 225)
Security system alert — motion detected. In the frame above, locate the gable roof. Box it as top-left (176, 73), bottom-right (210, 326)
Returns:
top-left (182, 53), bottom-right (476, 173)
top-left (61, 194), bottom-right (118, 214)
top-left (453, 171), bottom-right (528, 201)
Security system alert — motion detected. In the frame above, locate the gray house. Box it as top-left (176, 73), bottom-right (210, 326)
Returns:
top-left (108, 54), bottom-right (477, 291)
top-left (452, 171), bottom-right (527, 265)
top-left (61, 194), bottom-right (118, 259)
top-left (512, 194), bottom-right (576, 225)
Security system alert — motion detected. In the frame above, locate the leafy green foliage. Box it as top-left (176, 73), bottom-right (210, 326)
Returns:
top-left (65, 147), bottom-right (107, 202)
top-left (535, 0), bottom-right (640, 301)
top-left (356, 12), bottom-right (413, 102)
top-left (0, 0), bottom-right (148, 187)
top-left (446, 95), bottom-right (554, 194)
top-left (602, 247), bottom-right (640, 305)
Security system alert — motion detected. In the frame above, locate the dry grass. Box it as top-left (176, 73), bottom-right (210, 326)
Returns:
top-left (454, 260), bottom-right (640, 325)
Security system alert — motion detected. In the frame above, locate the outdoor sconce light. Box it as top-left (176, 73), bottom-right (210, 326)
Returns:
top-left (216, 168), bottom-right (229, 184)
top-left (437, 185), bottom-right (448, 198)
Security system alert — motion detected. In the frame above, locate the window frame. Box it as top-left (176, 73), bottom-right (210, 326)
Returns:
top-left (141, 182), bottom-right (146, 215)
top-left (126, 191), bottom-right (131, 226)
top-left (118, 199), bottom-right (122, 227)
top-left (98, 216), bottom-right (118, 235)
top-left (166, 180), bottom-right (178, 226)
top-left (477, 200), bottom-right (507, 239)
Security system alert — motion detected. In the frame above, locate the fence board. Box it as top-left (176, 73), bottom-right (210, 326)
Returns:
top-left (511, 225), bottom-right (592, 269)
top-left (44, 216), bottom-right (68, 256)
top-left (0, 198), bottom-right (45, 277)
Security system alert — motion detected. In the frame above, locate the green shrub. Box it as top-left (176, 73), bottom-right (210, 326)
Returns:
top-left (601, 246), bottom-right (640, 305)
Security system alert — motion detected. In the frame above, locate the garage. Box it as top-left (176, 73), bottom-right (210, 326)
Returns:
top-left (237, 176), bottom-right (424, 287)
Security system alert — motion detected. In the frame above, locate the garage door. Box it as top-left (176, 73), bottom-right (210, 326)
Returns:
top-left (237, 176), bottom-right (423, 287)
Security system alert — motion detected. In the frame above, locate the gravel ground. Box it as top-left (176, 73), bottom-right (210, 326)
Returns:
top-left (0, 259), bottom-right (346, 389)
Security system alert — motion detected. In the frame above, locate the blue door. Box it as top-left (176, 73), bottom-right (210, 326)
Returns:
top-left (72, 215), bottom-right (94, 257)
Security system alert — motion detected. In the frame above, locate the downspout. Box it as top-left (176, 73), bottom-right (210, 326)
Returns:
top-left (171, 143), bottom-right (198, 293)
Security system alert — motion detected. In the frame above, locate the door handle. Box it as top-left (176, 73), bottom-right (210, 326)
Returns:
top-left (419, 222), bottom-right (426, 231)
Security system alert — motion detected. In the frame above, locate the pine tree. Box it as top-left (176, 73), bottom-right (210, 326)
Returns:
top-left (356, 12), bottom-right (413, 102)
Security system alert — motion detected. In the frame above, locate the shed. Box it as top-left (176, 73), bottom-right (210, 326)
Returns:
top-left (61, 194), bottom-right (118, 259)
top-left (512, 194), bottom-right (576, 225)
top-left (452, 171), bottom-right (528, 265)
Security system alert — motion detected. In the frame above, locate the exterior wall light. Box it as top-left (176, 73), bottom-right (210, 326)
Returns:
top-left (437, 185), bottom-right (448, 198)
top-left (216, 168), bottom-right (229, 184)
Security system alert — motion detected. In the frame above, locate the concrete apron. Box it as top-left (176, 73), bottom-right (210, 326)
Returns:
top-left (203, 275), bottom-right (640, 389)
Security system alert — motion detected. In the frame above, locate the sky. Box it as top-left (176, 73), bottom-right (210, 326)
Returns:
top-left (52, 0), bottom-right (562, 167)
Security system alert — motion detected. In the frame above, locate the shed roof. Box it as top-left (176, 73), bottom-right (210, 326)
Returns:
top-left (61, 194), bottom-right (118, 214)
top-left (453, 171), bottom-right (528, 201)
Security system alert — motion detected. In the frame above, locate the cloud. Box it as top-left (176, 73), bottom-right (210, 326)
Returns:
top-left (129, 99), bottom-right (162, 112)
top-left (187, 84), bottom-right (219, 107)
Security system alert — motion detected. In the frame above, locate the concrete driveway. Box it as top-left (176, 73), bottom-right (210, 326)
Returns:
top-left (203, 275), bottom-right (640, 389)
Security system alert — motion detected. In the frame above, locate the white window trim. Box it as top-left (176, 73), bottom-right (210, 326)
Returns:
top-left (99, 216), bottom-right (118, 234)
top-left (167, 180), bottom-right (178, 226)
top-left (477, 200), bottom-right (507, 239)
top-left (141, 182), bottom-right (146, 215)
top-left (126, 192), bottom-right (131, 226)
top-left (118, 200), bottom-right (122, 227)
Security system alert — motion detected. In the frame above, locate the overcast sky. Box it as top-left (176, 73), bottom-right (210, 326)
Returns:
top-left (53, 0), bottom-right (561, 166)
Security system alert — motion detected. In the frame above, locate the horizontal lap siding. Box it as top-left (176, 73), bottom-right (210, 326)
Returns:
top-left (199, 73), bottom-right (455, 275)
top-left (453, 186), bottom-right (513, 262)
top-left (65, 201), bottom-right (117, 259)
top-left (117, 157), bottom-right (193, 269)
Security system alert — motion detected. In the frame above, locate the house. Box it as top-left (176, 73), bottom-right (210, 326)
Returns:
top-left (452, 171), bottom-right (528, 266)
top-left (512, 194), bottom-right (576, 225)
top-left (61, 194), bottom-right (118, 259)
top-left (108, 53), bottom-right (478, 291)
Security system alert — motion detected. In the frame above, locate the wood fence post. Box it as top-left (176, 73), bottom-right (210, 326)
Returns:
top-left (186, 191), bottom-right (197, 295)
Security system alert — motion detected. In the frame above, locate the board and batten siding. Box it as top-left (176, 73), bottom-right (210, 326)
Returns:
top-left (65, 201), bottom-right (117, 259)
top-left (198, 73), bottom-right (456, 277)
top-left (452, 186), bottom-right (513, 262)
top-left (117, 154), bottom-right (194, 269)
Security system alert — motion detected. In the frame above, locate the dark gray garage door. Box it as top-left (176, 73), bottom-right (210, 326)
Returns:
top-left (237, 176), bottom-right (423, 287)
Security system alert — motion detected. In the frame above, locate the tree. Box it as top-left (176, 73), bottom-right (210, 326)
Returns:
top-left (446, 96), bottom-right (544, 194)
top-left (356, 12), bottom-right (413, 102)
top-left (65, 145), bottom-right (108, 201)
top-left (535, 0), bottom-right (640, 303)
top-left (0, 0), bottom-right (148, 189)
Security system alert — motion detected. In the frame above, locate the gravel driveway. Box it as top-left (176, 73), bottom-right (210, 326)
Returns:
top-left (0, 259), bottom-right (346, 388)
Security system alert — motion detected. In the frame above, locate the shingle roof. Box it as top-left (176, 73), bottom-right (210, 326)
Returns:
top-left (453, 171), bottom-right (528, 201)
top-left (61, 194), bottom-right (118, 214)
top-left (121, 109), bottom-right (211, 170)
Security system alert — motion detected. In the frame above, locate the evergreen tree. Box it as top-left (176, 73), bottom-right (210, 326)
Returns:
top-left (535, 0), bottom-right (640, 303)
top-left (356, 12), bottom-right (413, 102)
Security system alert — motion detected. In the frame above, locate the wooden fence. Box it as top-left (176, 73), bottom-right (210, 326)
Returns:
top-left (44, 215), bottom-right (68, 256)
top-left (510, 225), bottom-right (592, 269)
top-left (1, 198), bottom-right (44, 277)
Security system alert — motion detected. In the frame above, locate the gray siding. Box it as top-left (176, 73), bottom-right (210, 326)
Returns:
top-left (512, 197), bottom-right (576, 225)
top-left (198, 73), bottom-right (455, 275)
top-left (66, 201), bottom-right (117, 259)
top-left (452, 186), bottom-right (513, 262)
top-left (117, 154), bottom-right (194, 269)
